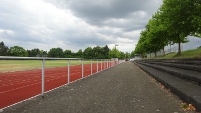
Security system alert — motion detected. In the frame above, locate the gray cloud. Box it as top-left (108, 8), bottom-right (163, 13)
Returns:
top-left (45, 0), bottom-right (162, 28)
top-left (67, 0), bottom-right (156, 18)
top-left (0, 0), bottom-right (163, 53)
top-left (66, 0), bottom-right (162, 27)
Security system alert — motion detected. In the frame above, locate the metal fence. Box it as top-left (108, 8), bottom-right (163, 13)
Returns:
top-left (0, 56), bottom-right (123, 109)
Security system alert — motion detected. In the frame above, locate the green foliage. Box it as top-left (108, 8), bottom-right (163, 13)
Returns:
top-left (119, 52), bottom-right (125, 59)
top-left (0, 41), bottom-right (9, 56)
top-left (27, 48), bottom-right (41, 57)
top-left (83, 47), bottom-right (93, 59)
top-left (134, 0), bottom-right (201, 56)
top-left (48, 47), bottom-right (64, 58)
top-left (109, 48), bottom-right (121, 58)
top-left (9, 46), bottom-right (28, 57)
top-left (103, 45), bottom-right (110, 59)
top-left (76, 49), bottom-right (83, 58)
top-left (0, 41), bottom-right (129, 59)
top-left (158, 48), bottom-right (201, 59)
top-left (124, 52), bottom-right (130, 59)
top-left (84, 45), bottom-right (121, 59)
top-left (84, 45), bottom-right (110, 59)
top-left (92, 46), bottom-right (103, 58)
top-left (64, 50), bottom-right (73, 58)
top-left (40, 50), bottom-right (48, 57)
top-left (130, 51), bottom-right (135, 58)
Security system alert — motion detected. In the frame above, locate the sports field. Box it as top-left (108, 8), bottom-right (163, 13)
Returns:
top-left (0, 60), bottom-right (115, 109)
top-left (0, 60), bottom-right (94, 73)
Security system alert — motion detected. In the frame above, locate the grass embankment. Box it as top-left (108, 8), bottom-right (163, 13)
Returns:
top-left (158, 48), bottom-right (201, 59)
top-left (0, 60), bottom-right (93, 73)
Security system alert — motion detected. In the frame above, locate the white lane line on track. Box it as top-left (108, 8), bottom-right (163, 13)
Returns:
top-left (1, 65), bottom-right (112, 110)
top-left (0, 66), bottom-right (96, 93)
top-left (0, 71), bottom-right (84, 94)
top-left (0, 69), bottom-right (83, 87)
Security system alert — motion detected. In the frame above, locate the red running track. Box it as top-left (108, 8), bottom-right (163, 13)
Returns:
top-left (0, 62), bottom-right (114, 109)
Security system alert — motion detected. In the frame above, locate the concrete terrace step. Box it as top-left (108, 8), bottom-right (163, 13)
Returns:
top-left (137, 62), bottom-right (201, 85)
top-left (134, 62), bottom-right (201, 111)
top-left (140, 59), bottom-right (201, 65)
top-left (141, 61), bottom-right (201, 72)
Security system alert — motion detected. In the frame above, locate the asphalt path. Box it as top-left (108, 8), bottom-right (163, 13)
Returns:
top-left (2, 62), bottom-right (195, 113)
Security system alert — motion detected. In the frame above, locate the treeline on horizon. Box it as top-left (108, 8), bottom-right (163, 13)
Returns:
top-left (0, 41), bottom-right (131, 59)
top-left (134, 0), bottom-right (201, 57)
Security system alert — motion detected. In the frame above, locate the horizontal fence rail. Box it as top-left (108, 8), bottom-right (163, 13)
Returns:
top-left (0, 56), bottom-right (124, 110)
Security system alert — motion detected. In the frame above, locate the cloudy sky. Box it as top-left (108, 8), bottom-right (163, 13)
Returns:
top-left (0, 0), bottom-right (163, 53)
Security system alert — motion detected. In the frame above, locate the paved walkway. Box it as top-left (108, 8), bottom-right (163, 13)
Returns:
top-left (2, 62), bottom-right (195, 113)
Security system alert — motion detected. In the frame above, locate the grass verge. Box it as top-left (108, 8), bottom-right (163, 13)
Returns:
top-left (157, 48), bottom-right (201, 59)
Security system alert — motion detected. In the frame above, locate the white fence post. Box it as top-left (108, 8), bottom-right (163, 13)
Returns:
top-left (82, 60), bottom-right (84, 79)
top-left (109, 60), bottom-right (111, 68)
top-left (105, 60), bottom-right (106, 69)
top-left (106, 60), bottom-right (107, 69)
top-left (91, 59), bottom-right (92, 75)
top-left (0, 56), bottom-right (84, 100)
top-left (41, 59), bottom-right (45, 98)
top-left (101, 60), bottom-right (103, 71)
top-left (103, 60), bottom-right (104, 69)
top-left (67, 59), bottom-right (70, 85)
top-left (106, 60), bottom-right (107, 68)
top-left (97, 60), bottom-right (98, 73)
top-left (107, 59), bottom-right (108, 69)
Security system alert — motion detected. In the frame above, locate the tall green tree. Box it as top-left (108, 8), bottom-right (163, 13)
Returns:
top-left (76, 49), bottom-right (83, 58)
top-left (159, 0), bottom-right (198, 54)
top-left (134, 30), bottom-right (149, 57)
top-left (9, 46), bottom-right (28, 57)
top-left (102, 45), bottom-right (110, 59)
top-left (125, 52), bottom-right (130, 59)
top-left (48, 47), bottom-right (63, 58)
top-left (130, 50), bottom-right (135, 58)
top-left (27, 48), bottom-right (40, 57)
top-left (64, 50), bottom-right (72, 58)
top-left (0, 41), bottom-right (9, 56)
top-left (119, 52), bottom-right (124, 59)
top-left (93, 46), bottom-right (104, 59)
top-left (109, 48), bottom-right (120, 58)
top-left (192, 0), bottom-right (201, 36)
top-left (83, 47), bottom-right (93, 59)
top-left (40, 50), bottom-right (47, 57)
top-left (135, 0), bottom-right (201, 55)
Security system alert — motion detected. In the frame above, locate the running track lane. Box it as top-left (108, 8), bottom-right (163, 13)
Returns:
top-left (0, 62), bottom-right (114, 109)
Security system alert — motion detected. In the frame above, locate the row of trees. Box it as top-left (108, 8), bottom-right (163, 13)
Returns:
top-left (0, 41), bottom-right (130, 59)
top-left (134, 0), bottom-right (201, 57)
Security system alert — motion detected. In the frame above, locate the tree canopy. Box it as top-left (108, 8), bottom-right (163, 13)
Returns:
top-left (48, 47), bottom-right (64, 58)
top-left (134, 0), bottom-right (201, 57)
top-left (9, 46), bottom-right (28, 57)
top-left (0, 41), bottom-right (130, 59)
top-left (0, 41), bottom-right (9, 56)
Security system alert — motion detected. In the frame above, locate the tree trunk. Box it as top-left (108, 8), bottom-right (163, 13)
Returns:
top-left (177, 35), bottom-right (181, 55)
top-left (154, 49), bottom-right (157, 57)
top-left (178, 41), bottom-right (181, 55)
top-left (163, 47), bottom-right (165, 55)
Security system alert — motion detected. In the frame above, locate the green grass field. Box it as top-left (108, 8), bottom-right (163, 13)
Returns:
top-left (158, 48), bottom-right (201, 59)
top-left (0, 60), bottom-right (96, 73)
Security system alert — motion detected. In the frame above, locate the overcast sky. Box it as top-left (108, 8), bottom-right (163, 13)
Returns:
top-left (0, 0), bottom-right (163, 53)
